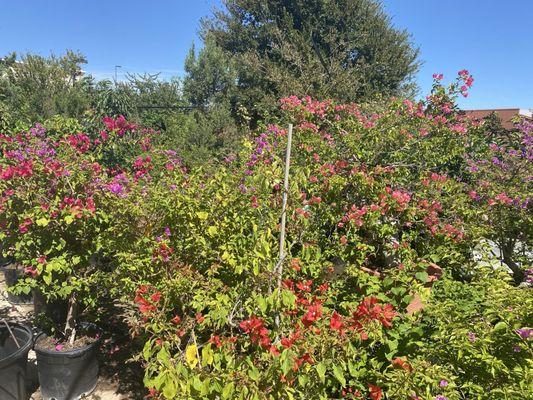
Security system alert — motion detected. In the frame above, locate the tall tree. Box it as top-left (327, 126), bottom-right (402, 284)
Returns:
top-left (183, 36), bottom-right (237, 111)
top-left (201, 0), bottom-right (420, 122)
top-left (0, 51), bottom-right (91, 125)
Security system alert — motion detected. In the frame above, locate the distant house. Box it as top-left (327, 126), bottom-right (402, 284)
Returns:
top-left (464, 108), bottom-right (532, 130)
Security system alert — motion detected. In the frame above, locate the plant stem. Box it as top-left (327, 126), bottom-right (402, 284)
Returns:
top-left (64, 292), bottom-right (78, 345)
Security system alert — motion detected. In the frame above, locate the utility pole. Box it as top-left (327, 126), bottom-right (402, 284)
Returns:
top-left (114, 65), bottom-right (122, 83)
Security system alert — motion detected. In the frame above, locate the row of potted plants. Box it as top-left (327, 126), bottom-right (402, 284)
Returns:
top-left (0, 118), bottom-right (135, 399)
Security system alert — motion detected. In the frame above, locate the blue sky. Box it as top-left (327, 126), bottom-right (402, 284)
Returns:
top-left (1, 0), bottom-right (532, 109)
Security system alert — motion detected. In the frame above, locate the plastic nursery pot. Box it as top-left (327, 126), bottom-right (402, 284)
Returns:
top-left (34, 323), bottom-right (102, 400)
top-left (1, 262), bottom-right (33, 305)
top-left (0, 323), bottom-right (33, 400)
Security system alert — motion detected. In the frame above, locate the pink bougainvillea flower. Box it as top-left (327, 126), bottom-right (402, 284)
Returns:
top-left (24, 266), bottom-right (38, 277)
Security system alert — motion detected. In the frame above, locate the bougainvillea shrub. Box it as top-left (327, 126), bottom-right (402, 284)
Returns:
top-left (465, 117), bottom-right (532, 284)
top-left (1, 72), bottom-right (530, 398)
top-left (99, 73), bottom-right (531, 399)
top-left (0, 116), bottom-right (147, 338)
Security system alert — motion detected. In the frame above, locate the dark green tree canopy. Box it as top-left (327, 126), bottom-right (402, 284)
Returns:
top-left (201, 0), bottom-right (420, 118)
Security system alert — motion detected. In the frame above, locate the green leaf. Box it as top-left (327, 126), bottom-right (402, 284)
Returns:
top-left (257, 296), bottom-right (267, 313)
top-left (36, 217), bottom-right (49, 227)
top-left (248, 365), bottom-right (260, 382)
top-left (415, 272), bottom-right (428, 283)
top-left (280, 351), bottom-right (293, 375)
top-left (196, 211), bottom-right (208, 220)
top-left (162, 378), bottom-right (177, 399)
top-left (222, 382), bottom-right (234, 399)
top-left (142, 340), bottom-right (153, 360)
top-left (316, 362), bottom-right (327, 383)
top-left (43, 274), bottom-right (52, 285)
top-left (493, 321), bottom-right (507, 332)
top-left (281, 290), bottom-right (296, 308)
top-left (332, 364), bottom-right (346, 386)
top-left (202, 344), bottom-right (214, 366)
top-left (156, 346), bottom-right (171, 367)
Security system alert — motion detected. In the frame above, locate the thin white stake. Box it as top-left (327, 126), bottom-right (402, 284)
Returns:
top-left (3, 319), bottom-right (20, 348)
top-left (275, 123), bottom-right (293, 292)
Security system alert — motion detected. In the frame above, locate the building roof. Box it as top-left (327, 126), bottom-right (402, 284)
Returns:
top-left (463, 108), bottom-right (532, 130)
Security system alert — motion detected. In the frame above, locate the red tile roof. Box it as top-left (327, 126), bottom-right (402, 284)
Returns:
top-left (463, 108), bottom-right (532, 130)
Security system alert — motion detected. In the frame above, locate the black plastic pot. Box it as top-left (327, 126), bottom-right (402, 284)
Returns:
top-left (0, 323), bottom-right (33, 400)
top-left (34, 325), bottom-right (101, 400)
top-left (1, 263), bottom-right (32, 305)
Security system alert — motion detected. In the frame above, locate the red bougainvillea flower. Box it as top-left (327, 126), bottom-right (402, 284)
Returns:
top-left (136, 298), bottom-right (156, 314)
top-left (18, 217), bottom-right (33, 234)
top-left (296, 279), bottom-right (313, 292)
top-left (290, 258), bottom-right (301, 272)
top-left (280, 337), bottom-right (293, 349)
top-left (317, 282), bottom-right (328, 292)
top-left (269, 345), bottom-right (281, 356)
top-left (329, 311), bottom-right (344, 331)
top-left (392, 357), bottom-right (412, 372)
top-left (302, 302), bottom-right (323, 327)
top-left (209, 335), bottom-right (222, 348)
top-left (134, 286), bottom-right (159, 314)
top-left (240, 316), bottom-right (271, 349)
top-left (293, 353), bottom-right (314, 371)
top-left (103, 115), bottom-right (136, 136)
top-left (379, 303), bottom-right (397, 328)
top-left (280, 329), bottom-right (301, 349)
top-left (195, 313), bottom-right (205, 324)
top-left (368, 384), bottom-right (383, 400)
top-left (354, 296), bottom-right (397, 329)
